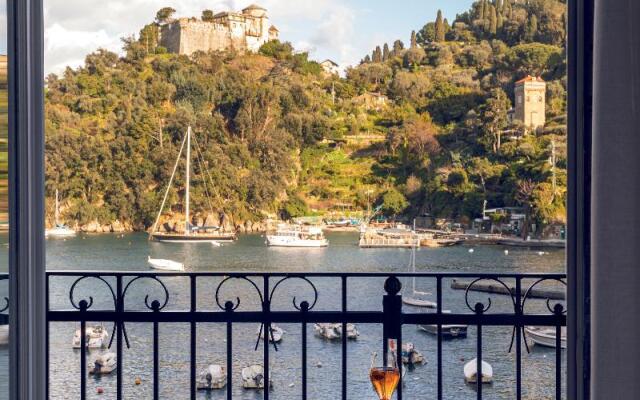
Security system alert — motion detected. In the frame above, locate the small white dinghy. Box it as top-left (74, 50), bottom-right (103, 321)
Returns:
top-left (525, 326), bottom-right (567, 349)
top-left (401, 342), bottom-right (425, 365)
top-left (196, 364), bottom-right (226, 390)
top-left (72, 325), bottom-right (109, 349)
top-left (0, 324), bottom-right (8, 346)
top-left (147, 256), bottom-right (184, 271)
top-left (258, 324), bottom-right (285, 343)
top-left (464, 358), bottom-right (493, 384)
top-left (241, 364), bottom-right (272, 389)
top-left (89, 352), bottom-right (117, 375)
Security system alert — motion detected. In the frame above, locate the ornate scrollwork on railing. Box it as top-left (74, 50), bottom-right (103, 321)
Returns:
top-left (520, 277), bottom-right (567, 352)
top-left (214, 276), bottom-right (264, 312)
top-left (464, 277), bottom-right (517, 314)
top-left (122, 275), bottom-right (170, 312)
top-left (269, 276), bottom-right (319, 312)
top-left (69, 276), bottom-right (117, 311)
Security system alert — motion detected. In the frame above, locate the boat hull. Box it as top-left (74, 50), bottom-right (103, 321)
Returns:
top-left (418, 324), bottom-right (468, 339)
top-left (525, 326), bottom-right (567, 349)
top-left (0, 325), bottom-right (8, 346)
top-left (150, 232), bottom-right (236, 243)
top-left (402, 297), bottom-right (437, 308)
top-left (266, 236), bottom-right (328, 247)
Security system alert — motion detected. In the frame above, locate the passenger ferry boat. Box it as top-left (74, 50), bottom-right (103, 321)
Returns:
top-left (266, 224), bottom-right (328, 247)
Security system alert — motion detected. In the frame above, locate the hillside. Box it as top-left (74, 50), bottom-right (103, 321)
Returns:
top-left (44, 0), bottom-right (567, 236)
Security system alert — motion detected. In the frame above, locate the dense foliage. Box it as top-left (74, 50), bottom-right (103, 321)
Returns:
top-left (45, 0), bottom-right (567, 234)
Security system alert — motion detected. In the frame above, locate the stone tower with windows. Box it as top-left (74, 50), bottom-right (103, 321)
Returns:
top-left (514, 76), bottom-right (546, 131)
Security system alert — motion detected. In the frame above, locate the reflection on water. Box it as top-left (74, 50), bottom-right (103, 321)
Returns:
top-left (3, 232), bottom-right (566, 399)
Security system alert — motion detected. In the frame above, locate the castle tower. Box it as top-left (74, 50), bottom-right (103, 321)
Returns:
top-left (514, 76), bottom-right (546, 131)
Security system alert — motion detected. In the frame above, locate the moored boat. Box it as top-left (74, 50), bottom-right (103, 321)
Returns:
top-left (314, 323), bottom-right (358, 340)
top-left (147, 256), bottom-right (184, 271)
top-left (463, 358), bottom-right (493, 384)
top-left (266, 224), bottom-right (328, 247)
top-left (197, 364), bottom-right (227, 390)
top-left (525, 326), bottom-right (567, 349)
top-left (45, 189), bottom-right (76, 238)
top-left (401, 342), bottom-right (425, 365)
top-left (88, 352), bottom-right (117, 375)
top-left (241, 364), bottom-right (272, 389)
top-left (149, 126), bottom-right (237, 244)
top-left (72, 325), bottom-right (109, 349)
top-left (0, 324), bottom-right (8, 346)
top-left (418, 323), bottom-right (468, 339)
top-left (258, 324), bottom-right (285, 343)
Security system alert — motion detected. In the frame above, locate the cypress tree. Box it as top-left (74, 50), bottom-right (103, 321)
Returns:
top-left (435, 10), bottom-right (445, 42)
top-left (373, 46), bottom-right (383, 63)
top-left (363, 55), bottom-right (371, 63)
top-left (497, 10), bottom-right (504, 30)
top-left (410, 30), bottom-right (418, 48)
top-left (480, 0), bottom-right (487, 20)
top-left (382, 43), bottom-right (390, 61)
top-left (525, 14), bottom-right (538, 41)
top-left (393, 40), bottom-right (404, 55)
top-left (489, 5), bottom-right (497, 35)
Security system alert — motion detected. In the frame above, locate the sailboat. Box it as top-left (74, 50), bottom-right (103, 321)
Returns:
top-left (149, 127), bottom-right (236, 243)
top-left (45, 189), bottom-right (76, 238)
top-left (402, 246), bottom-right (437, 308)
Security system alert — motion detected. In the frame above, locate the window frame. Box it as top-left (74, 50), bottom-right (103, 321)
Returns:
top-left (5, 0), bottom-right (593, 398)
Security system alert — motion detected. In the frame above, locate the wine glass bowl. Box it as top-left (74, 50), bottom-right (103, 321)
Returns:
top-left (369, 366), bottom-right (400, 400)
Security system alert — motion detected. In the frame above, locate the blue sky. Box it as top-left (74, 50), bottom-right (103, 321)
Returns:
top-left (1, 1), bottom-right (475, 73)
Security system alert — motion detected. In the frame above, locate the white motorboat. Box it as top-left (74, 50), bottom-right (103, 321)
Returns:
top-left (402, 246), bottom-right (437, 308)
top-left (89, 352), bottom-right (117, 375)
top-left (45, 189), bottom-right (76, 238)
top-left (72, 325), bottom-right (109, 349)
top-left (241, 364), bottom-right (272, 389)
top-left (464, 358), bottom-right (493, 384)
top-left (525, 326), bottom-right (567, 349)
top-left (266, 224), bottom-right (328, 247)
top-left (0, 324), bottom-right (8, 346)
top-left (196, 364), bottom-right (226, 390)
top-left (258, 324), bottom-right (285, 343)
top-left (401, 342), bottom-right (425, 365)
top-left (147, 256), bottom-right (184, 271)
top-left (314, 323), bottom-right (358, 340)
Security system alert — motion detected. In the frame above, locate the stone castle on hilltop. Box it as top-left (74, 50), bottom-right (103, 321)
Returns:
top-left (159, 4), bottom-right (279, 56)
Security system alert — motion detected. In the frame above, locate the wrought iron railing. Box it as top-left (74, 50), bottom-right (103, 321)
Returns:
top-left (43, 271), bottom-right (566, 400)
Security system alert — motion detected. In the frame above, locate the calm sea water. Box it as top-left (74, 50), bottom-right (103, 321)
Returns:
top-left (0, 232), bottom-right (566, 399)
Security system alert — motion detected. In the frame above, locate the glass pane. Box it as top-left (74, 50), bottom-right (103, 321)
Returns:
top-left (44, 1), bottom-right (568, 399)
top-left (0, 0), bottom-right (8, 397)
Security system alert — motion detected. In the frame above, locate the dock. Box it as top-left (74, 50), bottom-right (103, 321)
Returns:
top-left (451, 279), bottom-right (565, 300)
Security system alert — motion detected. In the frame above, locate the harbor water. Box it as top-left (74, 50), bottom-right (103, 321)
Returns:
top-left (0, 232), bottom-right (566, 399)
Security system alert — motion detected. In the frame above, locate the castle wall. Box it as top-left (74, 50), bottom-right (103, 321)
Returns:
top-left (159, 10), bottom-right (276, 56)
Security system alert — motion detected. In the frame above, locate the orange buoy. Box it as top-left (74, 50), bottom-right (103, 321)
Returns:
top-left (96, 387), bottom-right (104, 394)
top-left (135, 377), bottom-right (142, 385)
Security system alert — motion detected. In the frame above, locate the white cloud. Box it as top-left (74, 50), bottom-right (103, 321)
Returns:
top-left (43, 0), bottom-right (362, 74)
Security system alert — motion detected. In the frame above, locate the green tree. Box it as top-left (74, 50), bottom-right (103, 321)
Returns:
top-left (489, 5), bottom-right (497, 35)
top-left (481, 88), bottom-right (511, 153)
top-left (155, 7), bottom-right (176, 24)
top-left (202, 9), bottom-right (215, 22)
top-left (392, 40), bottom-right (405, 55)
top-left (525, 14), bottom-right (538, 42)
top-left (435, 10), bottom-right (446, 42)
top-left (410, 30), bottom-right (418, 48)
top-left (373, 46), bottom-right (383, 63)
top-left (379, 188), bottom-right (409, 217)
top-left (417, 22), bottom-right (436, 45)
top-left (383, 43), bottom-right (390, 61)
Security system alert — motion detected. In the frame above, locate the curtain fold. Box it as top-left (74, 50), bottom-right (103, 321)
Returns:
top-left (592, 0), bottom-right (640, 397)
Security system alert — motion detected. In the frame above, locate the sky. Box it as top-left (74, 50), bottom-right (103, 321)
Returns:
top-left (1, 0), bottom-right (475, 74)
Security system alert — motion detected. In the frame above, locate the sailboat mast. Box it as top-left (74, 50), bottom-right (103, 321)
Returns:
top-left (185, 127), bottom-right (191, 235)
top-left (55, 189), bottom-right (59, 225)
